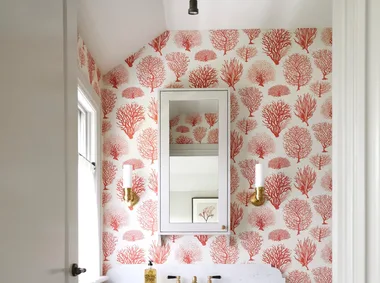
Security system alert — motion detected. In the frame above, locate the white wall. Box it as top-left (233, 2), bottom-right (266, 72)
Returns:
top-left (0, 1), bottom-right (77, 283)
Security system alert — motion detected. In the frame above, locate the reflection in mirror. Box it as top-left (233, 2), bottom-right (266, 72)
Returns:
top-left (168, 99), bottom-right (219, 223)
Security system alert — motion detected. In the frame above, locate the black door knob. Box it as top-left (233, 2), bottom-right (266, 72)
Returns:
top-left (71, 263), bottom-right (87, 276)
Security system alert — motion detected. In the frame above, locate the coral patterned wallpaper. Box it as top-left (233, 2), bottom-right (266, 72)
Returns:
top-left (77, 35), bottom-right (102, 96)
top-left (100, 28), bottom-right (333, 282)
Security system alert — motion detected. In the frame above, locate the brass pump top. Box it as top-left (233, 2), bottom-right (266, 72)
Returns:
top-left (192, 276), bottom-right (197, 283)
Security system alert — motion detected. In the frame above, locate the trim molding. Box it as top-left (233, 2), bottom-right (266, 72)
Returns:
top-left (332, 0), bottom-right (367, 282)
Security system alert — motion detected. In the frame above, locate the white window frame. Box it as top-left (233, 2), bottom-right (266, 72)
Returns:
top-left (77, 69), bottom-right (105, 283)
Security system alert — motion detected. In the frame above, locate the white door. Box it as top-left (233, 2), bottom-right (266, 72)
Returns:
top-left (0, 1), bottom-right (78, 283)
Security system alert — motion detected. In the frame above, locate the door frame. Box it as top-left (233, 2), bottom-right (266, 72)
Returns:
top-left (333, 0), bottom-right (380, 281)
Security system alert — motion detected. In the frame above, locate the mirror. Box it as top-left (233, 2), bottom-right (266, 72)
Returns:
top-left (159, 89), bottom-right (229, 235)
top-left (168, 100), bottom-right (219, 223)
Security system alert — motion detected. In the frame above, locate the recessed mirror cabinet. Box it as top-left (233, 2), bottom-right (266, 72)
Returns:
top-left (159, 89), bottom-right (230, 235)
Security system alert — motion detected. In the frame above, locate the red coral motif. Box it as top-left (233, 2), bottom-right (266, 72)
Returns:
top-left (207, 129), bottom-right (218, 144)
top-left (237, 118), bottom-right (257, 135)
top-left (230, 130), bottom-right (243, 163)
top-left (321, 242), bottom-right (333, 264)
top-left (321, 28), bottom-right (333, 46)
top-left (312, 122), bottom-right (332, 152)
top-left (125, 47), bottom-right (144, 67)
top-left (103, 232), bottom-right (117, 261)
top-left (262, 100), bottom-right (292, 137)
top-left (262, 244), bottom-right (291, 272)
top-left (122, 87), bottom-right (144, 99)
top-left (102, 191), bottom-right (112, 207)
top-left (189, 65), bottom-right (218, 88)
top-left (87, 51), bottom-right (96, 84)
top-left (102, 120), bottom-right (112, 134)
top-left (287, 271), bottom-right (312, 283)
top-left (186, 113), bottom-right (202, 127)
top-left (176, 125), bottom-right (190, 133)
top-left (321, 97), bottom-right (333, 119)
top-left (283, 198), bottom-right (312, 235)
top-left (193, 126), bottom-right (207, 143)
top-left (310, 81), bottom-right (332, 97)
top-left (313, 195), bottom-right (332, 225)
top-left (268, 157), bottom-right (291, 169)
top-left (103, 65), bottom-right (128, 89)
top-left (294, 237), bottom-right (317, 270)
top-left (230, 202), bottom-right (243, 234)
top-left (310, 154), bottom-right (331, 170)
top-left (195, 50), bottom-right (217, 62)
top-left (283, 126), bottom-right (312, 163)
top-left (123, 230), bottom-right (144, 242)
top-left (165, 82), bottom-right (184, 88)
top-left (148, 169), bottom-right (158, 195)
top-left (137, 199), bottom-right (158, 235)
top-left (294, 166), bottom-right (317, 198)
top-left (265, 172), bottom-right (292, 209)
top-left (294, 93), bottom-right (317, 126)
top-left (205, 113), bottom-right (218, 128)
top-left (248, 133), bottom-right (275, 159)
top-left (149, 241), bottom-right (171, 264)
top-left (248, 60), bottom-right (275, 87)
top-left (137, 128), bottom-right (158, 164)
top-left (236, 190), bottom-right (252, 207)
top-left (194, 235), bottom-right (211, 246)
top-left (116, 103), bottom-right (145, 139)
top-left (175, 31), bottom-right (202, 51)
top-left (313, 49), bottom-right (332, 80)
top-left (210, 236), bottom-right (239, 264)
top-left (148, 97), bottom-right (158, 124)
top-left (103, 135), bottom-right (128, 160)
top-left (239, 87), bottom-right (263, 117)
top-left (236, 46), bottom-right (257, 62)
top-left (239, 159), bottom-right (258, 189)
top-left (170, 115), bottom-right (180, 129)
top-left (210, 29), bottom-right (239, 55)
top-left (101, 89), bottom-right (117, 119)
top-left (230, 164), bottom-right (239, 194)
top-left (230, 92), bottom-right (239, 122)
top-left (102, 161), bottom-right (117, 190)
top-left (239, 231), bottom-right (263, 261)
top-left (268, 229), bottom-right (291, 242)
top-left (136, 56), bottom-right (166, 92)
top-left (176, 135), bottom-right (194, 144)
top-left (103, 263), bottom-right (111, 276)
top-left (220, 58), bottom-right (243, 90)
top-left (124, 159), bottom-right (144, 170)
top-left (268, 85), bottom-right (290, 97)
top-left (149, 31), bottom-right (170, 55)
top-left (167, 235), bottom-right (183, 243)
top-left (103, 208), bottom-right (127, 232)
top-left (117, 246), bottom-right (145, 264)
top-left (243, 29), bottom-right (261, 44)
top-left (262, 29), bottom-right (292, 65)
top-left (312, 267), bottom-right (332, 283)
top-left (165, 52), bottom-right (190, 82)
top-left (294, 28), bottom-right (317, 53)
top-left (248, 206), bottom-right (276, 231)
top-left (283, 54), bottom-right (313, 91)
top-left (175, 243), bottom-right (202, 264)
top-left (198, 206), bottom-right (216, 222)
top-left (321, 171), bottom-right (333, 192)
top-left (310, 226), bottom-right (331, 242)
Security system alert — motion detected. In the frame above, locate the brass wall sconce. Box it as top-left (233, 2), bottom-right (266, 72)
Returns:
top-left (125, 187), bottom-right (139, 209)
top-left (250, 164), bottom-right (265, 206)
top-left (123, 164), bottom-right (139, 209)
top-left (250, 187), bottom-right (265, 206)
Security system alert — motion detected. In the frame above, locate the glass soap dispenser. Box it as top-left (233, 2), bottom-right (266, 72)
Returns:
top-left (144, 260), bottom-right (157, 283)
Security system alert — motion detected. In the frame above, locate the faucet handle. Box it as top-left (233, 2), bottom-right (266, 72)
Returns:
top-left (208, 275), bottom-right (222, 283)
top-left (168, 276), bottom-right (181, 282)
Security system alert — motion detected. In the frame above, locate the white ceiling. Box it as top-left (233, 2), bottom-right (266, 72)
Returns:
top-left (78, 0), bottom-right (332, 72)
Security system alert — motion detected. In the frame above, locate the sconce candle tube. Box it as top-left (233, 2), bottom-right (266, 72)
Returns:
top-left (123, 164), bottom-right (132, 188)
top-left (255, 164), bottom-right (264, 187)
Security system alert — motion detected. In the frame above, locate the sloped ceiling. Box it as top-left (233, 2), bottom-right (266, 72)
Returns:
top-left (78, 0), bottom-right (332, 73)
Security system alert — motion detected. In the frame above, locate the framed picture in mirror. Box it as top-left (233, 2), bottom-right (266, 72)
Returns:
top-left (192, 197), bottom-right (218, 223)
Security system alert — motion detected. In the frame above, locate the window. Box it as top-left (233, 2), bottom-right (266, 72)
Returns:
top-left (77, 86), bottom-right (102, 283)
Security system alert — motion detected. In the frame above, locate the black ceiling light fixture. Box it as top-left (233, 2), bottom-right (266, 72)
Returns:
top-left (188, 0), bottom-right (199, 15)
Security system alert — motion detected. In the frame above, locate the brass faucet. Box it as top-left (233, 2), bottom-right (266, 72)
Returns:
top-left (192, 276), bottom-right (197, 283)
top-left (208, 275), bottom-right (222, 283)
top-left (167, 275), bottom-right (181, 283)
